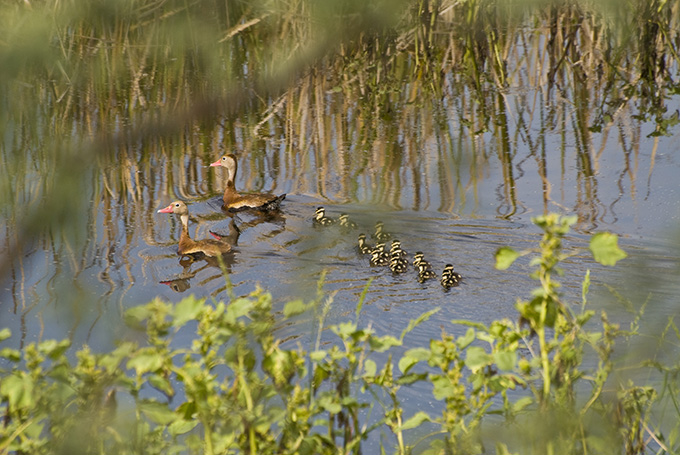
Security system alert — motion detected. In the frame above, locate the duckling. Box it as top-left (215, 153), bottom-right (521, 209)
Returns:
top-left (417, 261), bottom-right (437, 283)
top-left (412, 251), bottom-right (425, 269)
top-left (313, 206), bottom-right (334, 226)
top-left (338, 213), bottom-right (358, 230)
top-left (440, 264), bottom-right (461, 288)
top-left (389, 249), bottom-right (409, 273)
top-left (389, 256), bottom-right (409, 273)
top-left (389, 240), bottom-right (407, 258)
top-left (358, 233), bottom-right (373, 254)
top-left (372, 221), bottom-right (391, 242)
top-left (369, 243), bottom-right (389, 266)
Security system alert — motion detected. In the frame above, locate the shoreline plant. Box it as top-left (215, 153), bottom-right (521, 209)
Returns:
top-left (2, 214), bottom-right (672, 454)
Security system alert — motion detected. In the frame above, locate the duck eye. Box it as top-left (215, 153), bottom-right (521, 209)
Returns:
top-left (222, 156), bottom-right (227, 161)
top-left (175, 203), bottom-right (180, 207)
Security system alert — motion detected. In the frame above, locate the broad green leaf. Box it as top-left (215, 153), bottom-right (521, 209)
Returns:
top-left (396, 372), bottom-right (427, 385)
top-left (283, 299), bottom-right (308, 318)
top-left (0, 328), bottom-right (11, 342)
top-left (172, 296), bottom-right (204, 327)
top-left (38, 339), bottom-right (71, 359)
top-left (124, 305), bottom-right (152, 328)
top-left (456, 328), bottom-right (476, 349)
top-left (168, 418), bottom-right (198, 436)
top-left (399, 411), bottom-right (431, 430)
top-left (0, 347), bottom-right (21, 362)
top-left (431, 375), bottom-right (457, 400)
top-left (310, 350), bottom-right (327, 361)
top-left (317, 393), bottom-right (342, 414)
top-left (512, 396), bottom-right (533, 413)
top-left (369, 335), bottom-right (401, 352)
top-left (465, 346), bottom-right (492, 372)
top-left (127, 352), bottom-right (164, 375)
top-left (494, 350), bottom-right (517, 371)
top-left (363, 359), bottom-right (376, 377)
top-left (398, 347), bottom-right (430, 374)
top-left (139, 399), bottom-right (177, 425)
top-left (0, 372), bottom-right (34, 412)
top-left (149, 374), bottom-right (175, 397)
top-left (495, 247), bottom-right (520, 270)
top-left (589, 232), bottom-right (627, 266)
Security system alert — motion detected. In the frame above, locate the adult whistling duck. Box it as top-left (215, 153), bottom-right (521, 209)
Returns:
top-left (313, 207), bottom-right (334, 226)
top-left (210, 154), bottom-right (286, 211)
top-left (158, 200), bottom-right (233, 257)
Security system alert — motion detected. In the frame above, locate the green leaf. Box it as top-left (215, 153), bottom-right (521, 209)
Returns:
top-left (431, 375), bottom-right (457, 400)
top-left (0, 328), bottom-right (11, 342)
top-left (127, 352), bottom-right (164, 375)
top-left (172, 296), bottom-right (204, 327)
top-left (283, 299), bottom-right (308, 318)
top-left (400, 308), bottom-right (439, 341)
top-left (399, 411), bottom-right (431, 430)
top-left (124, 305), bottom-right (152, 328)
top-left (589, 232), bottom-right (627, 266)
top-left (495, 247), bottom-right (520, 270)
top-left (398, 348), bottom-right (430, 374)
top-left (317, 393), bottom-right (342, 414)
top-left (310, 350), bottom-right (327, 361)
top-left (139, 399), bottom-right (177, 425)
top-left (512, 396), bottom-right (533, 413)
top-left (168, 418), bottom-right (198, 436)
top-left (363, 359), bottom-right (376, 377)
top-left (494, 350), bottom-right (517, 371)
top-left (369, 335), bottom-right (401, 352)
top-left (0, 347), bottom-right (21, 362)
top-left (396, 372), bottom-right (427, 385)
top-left (0, 372), bottom-right (34, 412)
top-left (149, 374), bottom-right (175, 397)
top-left (456, 328), bottom-right (476, 350)
top-left (38, 339), bottom-right (71, 359)
top-left (465, 346), bottom-right (492, 373)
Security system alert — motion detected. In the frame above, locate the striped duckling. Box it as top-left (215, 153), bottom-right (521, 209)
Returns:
top-left (389, 240), bottom-right (407, 258)
top-left (338, 213), bottom-right (358, 230)
top-left (313, 206), bottom-right (334, 226)
top-left (369, 243), bottom-right (390, 266)
top-left (412, 251), bottom-right (425, 269)
top-left (417, 261), bottom-right (437, 283)
top-left (357, 233), bottom-right (373, 255)
top-left (389, 247), bottom-right (409, 274)
top-left (372, 221), bottom-right (391, 242)
top-left (440, 264), bottom-right (462, 289)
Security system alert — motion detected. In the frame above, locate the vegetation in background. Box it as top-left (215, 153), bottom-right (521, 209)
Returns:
top-left (3, 215), bottom-right (673, 454)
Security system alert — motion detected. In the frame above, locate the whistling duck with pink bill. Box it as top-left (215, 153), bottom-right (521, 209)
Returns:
top-left (210, 154), bottom-right (286, 212)
top-left (158, 200), bottom-right (233, 257)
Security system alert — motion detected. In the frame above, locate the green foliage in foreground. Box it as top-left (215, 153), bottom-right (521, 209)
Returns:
top-left (0, 214), bottom-right (676, 454)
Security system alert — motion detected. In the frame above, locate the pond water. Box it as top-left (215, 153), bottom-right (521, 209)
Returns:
top-left (2, 84), bottom-right (679, 352)
top-left (2, 11), bottom-right (680, 450)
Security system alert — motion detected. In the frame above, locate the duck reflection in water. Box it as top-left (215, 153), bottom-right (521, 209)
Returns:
top-left (160, 255), bottom-right (237, 293)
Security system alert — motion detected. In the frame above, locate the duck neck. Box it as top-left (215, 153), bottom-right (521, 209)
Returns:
top-left (178, 214), bottom-right (194, 250)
